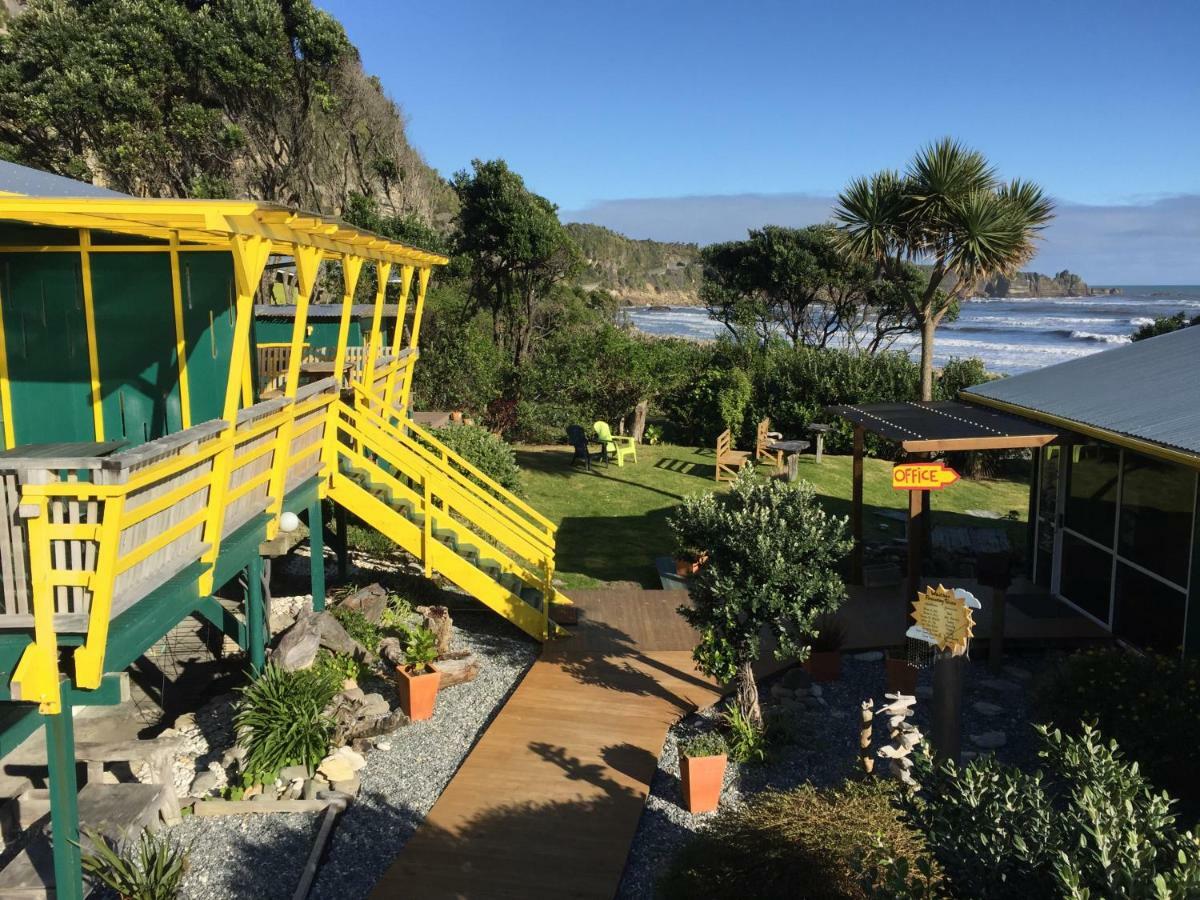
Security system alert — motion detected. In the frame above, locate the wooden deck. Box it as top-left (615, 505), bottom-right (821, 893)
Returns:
top-left (372, 589), bottom-right (727, 900)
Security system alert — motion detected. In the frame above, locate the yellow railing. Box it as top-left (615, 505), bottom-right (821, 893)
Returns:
top-left (4, 380), bottom-right (339, 714)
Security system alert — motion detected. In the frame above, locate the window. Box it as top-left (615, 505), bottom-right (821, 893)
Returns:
top-left (1118, 453), bottom-right (1195, 588)
top-left (1060, 532), bottom-right (1112, 624)
top-left (1112, 562), bottom-right (1186, 654)
top-left (1064, 444), bottom-right (1120, 546)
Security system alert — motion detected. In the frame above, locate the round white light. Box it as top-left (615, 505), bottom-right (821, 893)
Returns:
top-left (279, 511), bottom-right (301, 533)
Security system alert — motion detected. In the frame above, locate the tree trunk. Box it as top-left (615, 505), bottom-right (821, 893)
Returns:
top-left (919, 316), bottom-right (937, 402)
top-left (736, 660), bottom-right (762, 728)
top-left (631, 400), bottom-right (648, 443)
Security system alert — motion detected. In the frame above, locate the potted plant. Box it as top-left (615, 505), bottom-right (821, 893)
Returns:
top-left (885, 648), bottom-right (918, 694)
top-left (395, 625), bottom-right (441, 721)
top-left (678, 732), bottom-right (728, 813)
top-left (803, 614), bottom-right (846, 683)
top-left (674, 548), bottom-right (706, 578)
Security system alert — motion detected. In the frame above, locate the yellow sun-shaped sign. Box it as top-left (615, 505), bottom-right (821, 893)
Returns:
top-left (911, 584), bottom-right (975, 655)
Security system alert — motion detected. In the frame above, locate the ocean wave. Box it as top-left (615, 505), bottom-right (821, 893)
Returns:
top-left (1129, 317), bottom-right (1155, 327)
top-left (1068, 330), bottom-right (1131, 344)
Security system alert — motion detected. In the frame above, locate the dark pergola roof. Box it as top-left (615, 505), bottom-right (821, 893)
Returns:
top-left (829, 400), bottom-right (1059, 453)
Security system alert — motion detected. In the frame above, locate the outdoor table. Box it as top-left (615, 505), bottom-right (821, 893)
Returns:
top-left (767, 439), bottom-right (810, 482)
top-left (299, 360), bottom-right (354, 386)
top-left (806, 423), bottom-right (832, 464)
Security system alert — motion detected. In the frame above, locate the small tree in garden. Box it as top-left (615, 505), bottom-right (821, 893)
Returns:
top-left (669, 470), bottom-right (853, 727)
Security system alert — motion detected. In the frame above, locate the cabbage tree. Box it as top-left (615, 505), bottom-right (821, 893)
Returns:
top-left (835, 139), bottom-right (1054, 400)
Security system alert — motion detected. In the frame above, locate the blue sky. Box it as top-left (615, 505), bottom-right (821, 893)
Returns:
top-left (321, 0), bottom-right (1200, 282)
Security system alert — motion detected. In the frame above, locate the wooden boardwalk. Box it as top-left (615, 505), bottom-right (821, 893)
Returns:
top-left (371, 589), bottom-right (724, 900)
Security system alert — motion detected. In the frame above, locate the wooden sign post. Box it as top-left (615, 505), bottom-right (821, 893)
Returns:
top-left (911, 584), bottom-right (976, 764)
top-left (893, 461), bottom-right (961, 628)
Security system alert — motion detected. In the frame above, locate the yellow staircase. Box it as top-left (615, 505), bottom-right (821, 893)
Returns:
top-left (327, 394), bottom-right (570, 641)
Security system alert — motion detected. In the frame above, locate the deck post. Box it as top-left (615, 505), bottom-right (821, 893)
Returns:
top-left (247, 554), bottom-right (266, 675)
top-left (46, 701), bottom-right (82, 900)
top-left (309, 499), bottom-right (326, 612)
top-left (850, 425), bottom-right (864, 584)
top-left (383, 266), bottom-right (414, 410)
top-left (398, 267), bottom-right (431, 414)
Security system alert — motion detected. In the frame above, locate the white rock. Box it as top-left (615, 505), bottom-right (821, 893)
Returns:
top-left (809, 684), bottom-right (823, 698)
top-left (853, 651), bottom-right (884, 662)
top-left (374, 740), bottom-right (392, 752)
top-left (318, 746), bottom-right (367, 783)
top-left (973, 701), bottom-right (1004, 716)
top-left (1003, 665), bottom-right (1033, 682)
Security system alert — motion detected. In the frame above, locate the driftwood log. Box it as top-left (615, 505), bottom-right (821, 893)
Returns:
top-left (416, 605), bottom-right (453, 657)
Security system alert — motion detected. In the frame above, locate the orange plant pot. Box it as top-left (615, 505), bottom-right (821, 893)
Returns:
top-left (803, 651), bottom-right (842, 683)
top-left (396, 664), bottom-right (442, 721)
top-left (680, 753), bottom-right (727, 813)
top-left (885, 655), bottom-right (918, 695)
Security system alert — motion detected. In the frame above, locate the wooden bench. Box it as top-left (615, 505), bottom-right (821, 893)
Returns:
top-left (715, 429), bottom-right (751, 483)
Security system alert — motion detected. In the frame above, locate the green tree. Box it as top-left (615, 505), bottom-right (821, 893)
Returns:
top-left (669, 472), bottom-right (852, 726)
top-left (452, 159), bottom-right (583, 368)
top-left (1131, 311), bottom-right (1200, 342)
top-left (835, 138), bottom-right (1054, 400)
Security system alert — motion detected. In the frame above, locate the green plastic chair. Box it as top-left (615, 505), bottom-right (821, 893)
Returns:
top-left (593, 420), bottom-right (637, 467)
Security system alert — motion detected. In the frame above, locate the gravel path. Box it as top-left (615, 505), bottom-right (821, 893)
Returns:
top-left (169, 611), bottom-right (537, 900)
top-left (616, 650), bottom-right (1056, 899)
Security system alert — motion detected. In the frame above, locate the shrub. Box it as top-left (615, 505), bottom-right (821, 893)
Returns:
top-left (1032, 647), bottom-right (1200, 819)
top-left (378, 593), bottom-right (414, 633)
top-left (430, 423), bottom-right (523, 495)
top-left (934, 356), bottom-right (990, 400)
top-left (681, 732), bottom-right (728, 758)
top-left (722, 704), bottom-right (769, 764)
top-left (330, 605), bottom-right (382, 654)
top-left (235, 664), bottom-right (339, 783)
top-left (883, 724), bottom-right (1200, 898)
top-left (312, 648), bottom-right (363, 684)
top-left (659, 781), bottom-right (936, 900)
top-left (663, 365), bottom-right (752, 444)
top-left (670, 471), bottom-right (852, 726)
top-left (82, 828), bottom-right (188, 900)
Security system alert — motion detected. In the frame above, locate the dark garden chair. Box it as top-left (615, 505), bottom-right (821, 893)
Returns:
top-left (566, 424), bottom-right (595, 471)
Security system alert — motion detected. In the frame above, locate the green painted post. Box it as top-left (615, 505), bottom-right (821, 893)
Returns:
top-left (309, 500), bottom-right (326, 612)
top-left (247, 555), bottom-right (266, 675)
top-left (46, 702), bottom-right (83, 900)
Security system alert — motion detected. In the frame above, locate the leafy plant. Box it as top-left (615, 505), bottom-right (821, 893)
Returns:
top-left (403, 625), bottom-right (439, 673)
top-left (884, 724), bottom-right (1200, 898)
top-left (234, 664), bottom-right (339, 784)
top-left (659, 781), bottom-right (937, 900)
top-left (312, 648), bottom-right (364, 685)
top-left (81, 828), bottom-right (188, 900)
top-left (680, 732), bottom-right (728, 759)
top-left (1032, 647), bottom-right (1200, 820)
top-left (669, 471), bottom-right (853, 726)
top-left (723, 704), bottom-right (769, 765)
top-left (378, 593), bottom-right (414, 633)
top-left (330, 605), bottom-right (382, 654)
top-left (643, 423), bottom-right (664, 445)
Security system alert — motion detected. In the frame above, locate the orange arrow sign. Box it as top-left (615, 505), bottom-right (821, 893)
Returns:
top-left (892, 462), bottom-right (960, 491)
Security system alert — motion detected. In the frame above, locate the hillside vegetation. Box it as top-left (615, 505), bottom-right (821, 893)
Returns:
top-left (566, 223), bottom-right (702, 306)
top-left (0, 0), bottom-right (455, 225)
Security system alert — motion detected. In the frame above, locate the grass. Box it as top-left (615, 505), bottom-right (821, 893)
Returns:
top-left (517, 443), bottom-right (1030, 588)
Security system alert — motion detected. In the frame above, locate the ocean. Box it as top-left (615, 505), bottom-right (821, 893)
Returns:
top-left (619, 285), bottom-right (1200, 374)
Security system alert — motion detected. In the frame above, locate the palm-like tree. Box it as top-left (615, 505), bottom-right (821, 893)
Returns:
top-left (834, 139), bottom-right (1054, 400)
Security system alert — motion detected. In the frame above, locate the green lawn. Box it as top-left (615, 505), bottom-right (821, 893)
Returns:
top-left (517, 443), bottom-right (1031, 589)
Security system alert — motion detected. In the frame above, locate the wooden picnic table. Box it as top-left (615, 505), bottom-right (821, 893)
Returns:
top-left (766, 439), bottom-right (810, 482)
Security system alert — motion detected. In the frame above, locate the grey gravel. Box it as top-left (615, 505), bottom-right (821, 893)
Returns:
top-left (169, 611), bottom-right (536, 900)
top-left (616, 651), bottom-right (1056, 899)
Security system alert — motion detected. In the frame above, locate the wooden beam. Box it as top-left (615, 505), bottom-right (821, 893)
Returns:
top-left (900, 434), bottom-right (1058, 453)
top-left (907, 486), bottom-right (923, 610)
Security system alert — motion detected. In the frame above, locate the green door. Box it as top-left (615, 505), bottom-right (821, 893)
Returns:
top-left (0, 254), bottom-right (94, 445)
top-left (91, 254), bottom-right (183, 445)
top-left (179, 252), bottom-right (237, 426)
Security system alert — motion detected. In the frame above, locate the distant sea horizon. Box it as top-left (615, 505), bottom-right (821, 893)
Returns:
top-left (619, 285), bottom-right (1200, 375)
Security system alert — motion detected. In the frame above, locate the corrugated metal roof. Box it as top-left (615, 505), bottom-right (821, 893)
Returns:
top-left (828, 400), bottom-right (1058, 452)
top-left (0, 160), bottom-right (126, 198)
top-left (963, 324), bottom-right (1200, 457)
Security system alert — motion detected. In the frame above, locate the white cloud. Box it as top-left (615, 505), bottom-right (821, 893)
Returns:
top-left (563, 193), bottom-right (1200, 284)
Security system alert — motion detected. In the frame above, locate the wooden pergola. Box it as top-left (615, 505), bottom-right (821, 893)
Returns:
top-left (829, 401), bottom-right (1060, 596)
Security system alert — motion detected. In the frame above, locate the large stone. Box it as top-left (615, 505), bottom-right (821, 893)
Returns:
top-left (340, 583), bottom-right (389, 624)
top-left (189, 770), bottom-right (219, 797)
top-left (278, 764), bottom-right (310, 782)
top-left (271, 613), bottom-right (322, 671)
top-left (331, 776), bottom-right (361, 797)
top-left (317, 747), bottom-right (367, 784)
top-left (969, 731), bottom-right (1008, 749)
top-left (358, 693), bottom-right (391, 719)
